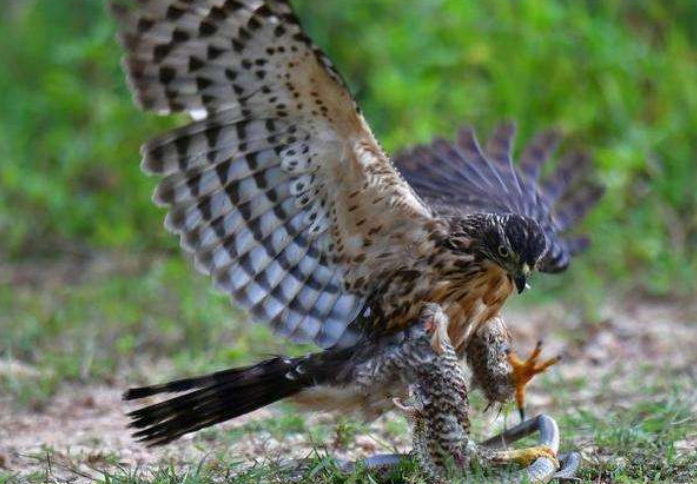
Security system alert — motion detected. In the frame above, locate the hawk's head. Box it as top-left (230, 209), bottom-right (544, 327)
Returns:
top-left (456, 213), bottom-right (548, 293)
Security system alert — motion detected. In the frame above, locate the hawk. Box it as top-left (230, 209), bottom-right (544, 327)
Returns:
top-left (111, 0), bottom-right (602, 447)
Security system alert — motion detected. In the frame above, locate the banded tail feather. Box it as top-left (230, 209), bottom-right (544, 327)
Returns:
top-left (124, 351), bottom-right (349, 446)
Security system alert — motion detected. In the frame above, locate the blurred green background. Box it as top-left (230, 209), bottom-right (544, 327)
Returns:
top-left (3, 0), bottom-right (697, 293)
top-left (1, 0), bottom-right (697, 402)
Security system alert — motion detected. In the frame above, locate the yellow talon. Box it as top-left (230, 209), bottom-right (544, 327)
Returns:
top-left (508, 340), bottom-right (562, 419)
top-left (491, 444), bottom-right (559, 468)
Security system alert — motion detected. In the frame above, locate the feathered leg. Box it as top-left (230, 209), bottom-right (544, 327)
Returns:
top-left (466, 316), bottom-right (561, 420)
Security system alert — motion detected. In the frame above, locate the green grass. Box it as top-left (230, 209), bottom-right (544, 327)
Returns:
top-left (559, 389), bottom-right (697, 483)
top-left (4, 391), bottom-right (694, 484)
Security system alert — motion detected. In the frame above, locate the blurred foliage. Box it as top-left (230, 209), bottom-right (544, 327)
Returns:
top-left (1, 0), bottom-right (696, 297)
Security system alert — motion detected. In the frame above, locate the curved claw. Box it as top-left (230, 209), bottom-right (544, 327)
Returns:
top-left (480, 414), bottom-right (581, 483)
top-left (508, 341), bottom-right (562, 419)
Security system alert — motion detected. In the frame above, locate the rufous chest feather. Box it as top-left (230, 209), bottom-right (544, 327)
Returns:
top-left (370, 259), bottom-right (513, 351)
top-left (433, 263), bottom-right (514, 352)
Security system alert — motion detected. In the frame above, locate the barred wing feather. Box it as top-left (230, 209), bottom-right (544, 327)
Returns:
top-left (111, 0), bottom-right (434, 348)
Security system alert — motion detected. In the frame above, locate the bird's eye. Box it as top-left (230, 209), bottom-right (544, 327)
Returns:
top-left (498, 245), bottom-right (510, 258)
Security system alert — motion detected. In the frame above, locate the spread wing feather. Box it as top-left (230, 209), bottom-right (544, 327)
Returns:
top-left (111, 0), bottom-right (434, 348)
top-left (395, 123), bottom-right (603, 273)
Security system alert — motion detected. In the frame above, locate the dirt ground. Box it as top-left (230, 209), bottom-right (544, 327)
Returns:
top-left (2, 299), bottom-right (696, 482)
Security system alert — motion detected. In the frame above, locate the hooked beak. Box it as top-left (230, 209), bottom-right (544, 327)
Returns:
top-left (514, 264), bottom-right (531, 294)
top-left (514, 275), bottom-right (527, 294)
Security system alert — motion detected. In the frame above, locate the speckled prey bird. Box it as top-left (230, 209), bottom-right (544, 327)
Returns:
top-left (110, 0), bottom-right (603, 451)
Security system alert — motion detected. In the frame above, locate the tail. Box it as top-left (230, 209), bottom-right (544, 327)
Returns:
top-left (124, 355), bottom-right (330, 446)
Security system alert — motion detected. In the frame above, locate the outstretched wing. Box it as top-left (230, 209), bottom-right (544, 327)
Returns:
top-left (111, 0), bottom-right (434, 348)
top-left (394, 123), bottom-right (603, 273)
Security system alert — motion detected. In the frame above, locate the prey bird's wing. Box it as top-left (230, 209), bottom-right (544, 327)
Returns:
top-left (111, 0), bottom-right (435, 348)
top-left (394, 124), bottom-right (603, 273)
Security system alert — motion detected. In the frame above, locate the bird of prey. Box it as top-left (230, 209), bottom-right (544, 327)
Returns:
top-left (110, 0), bottom-right (602, 448)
